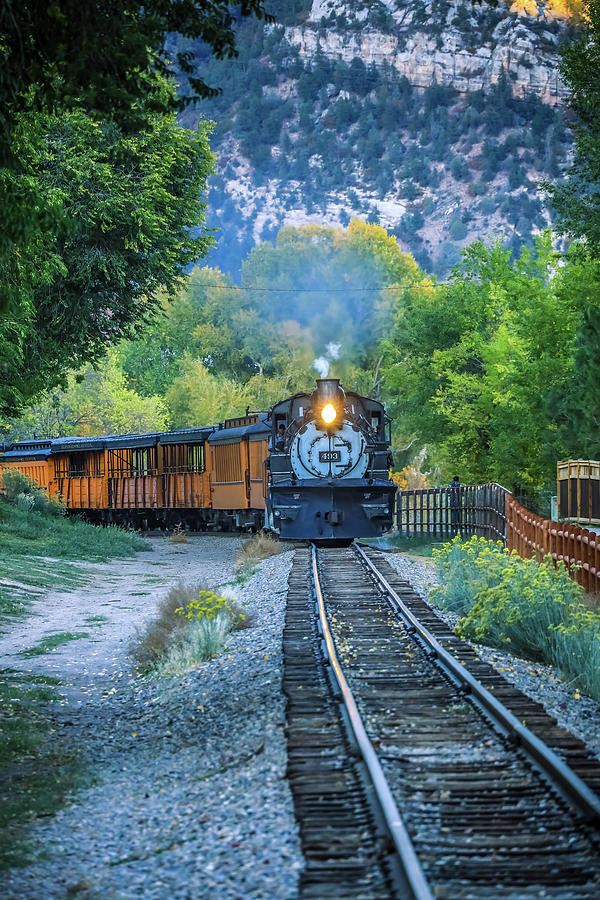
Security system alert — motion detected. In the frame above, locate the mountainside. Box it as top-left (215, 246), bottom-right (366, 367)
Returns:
top-left (177, 0), bottom-right (577, 278)
top-left (287, 0), bottom-right (568, 104)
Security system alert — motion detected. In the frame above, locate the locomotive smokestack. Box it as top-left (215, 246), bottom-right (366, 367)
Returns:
top-left (314, 378), bottom-right (343, 404)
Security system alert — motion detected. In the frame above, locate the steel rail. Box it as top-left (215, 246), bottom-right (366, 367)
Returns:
top-left (353, 542), bottom-right (600, 824)
top-left (310, 544), bottom-right (434, 900)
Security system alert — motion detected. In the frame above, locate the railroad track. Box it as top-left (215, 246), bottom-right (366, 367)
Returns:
top-left (282, 543), bottom-right (600, 899)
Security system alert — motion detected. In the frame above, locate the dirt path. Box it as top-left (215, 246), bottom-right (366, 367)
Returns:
top-left (0, 535), bottom-right (244, 689)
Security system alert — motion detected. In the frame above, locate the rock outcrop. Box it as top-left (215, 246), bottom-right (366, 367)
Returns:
top-left (285, 0), bottom-right (569, 105)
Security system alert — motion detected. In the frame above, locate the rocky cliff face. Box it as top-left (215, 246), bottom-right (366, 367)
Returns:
top-left (286, 0), bottom-right (568, 105)
top-left (195, 0), bottom-right (574, 279)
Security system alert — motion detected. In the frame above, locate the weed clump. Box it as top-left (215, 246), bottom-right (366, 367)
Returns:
top-left (237, 531), bottom-right (282, 569)
top-left (131, 582), bottom-right (253, 676)
top-left (168, 523), bottom-right (188, 544)
top-left (433, 535), bottom-right (600, 701)
top-left (1, 469), bottom-right (65, 517)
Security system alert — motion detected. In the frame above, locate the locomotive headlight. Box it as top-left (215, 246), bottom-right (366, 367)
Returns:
top-left (321, 403), bottom-right (337, 424)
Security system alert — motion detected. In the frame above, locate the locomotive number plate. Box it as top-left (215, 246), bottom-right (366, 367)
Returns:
top-left (318, 450), bottom-right (341, 462)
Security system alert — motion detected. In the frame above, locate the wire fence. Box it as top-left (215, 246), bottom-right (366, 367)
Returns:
top-left (397, 483), bottom-right (600, 593)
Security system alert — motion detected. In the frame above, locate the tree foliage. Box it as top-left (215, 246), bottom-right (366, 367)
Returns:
top-left (0, 0), bottom-right (271, 139)
top-left (4, 353), bottom-right (167, 440)
top-left (382, 234), bottom-right (583, 501)
top-left (0, 0), bottom-right (270, 418)
top-left (545, 0), bottom-right (600, 253)
top-left (0, 80), bottom-right (214, 417)
top-left (0, 1), bottom-right (269, 271)
top-left (116, 221), bottom-right (425, 417)
top-left (239, 220), bottom-right (423, 374)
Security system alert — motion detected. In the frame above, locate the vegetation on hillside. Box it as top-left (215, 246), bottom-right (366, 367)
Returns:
top-left (545, 0), bottom-right (600, 253)
top-left (179, 1), bottom-right (572, 277)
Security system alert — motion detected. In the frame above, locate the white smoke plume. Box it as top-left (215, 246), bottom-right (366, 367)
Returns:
top-left (313, 342), bottom-right (343, 378)
top-left (313, 357), bottom-right (329, 378)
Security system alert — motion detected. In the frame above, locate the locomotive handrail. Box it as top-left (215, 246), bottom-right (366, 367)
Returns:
top-left (353, 542), bottom-right (600, 824)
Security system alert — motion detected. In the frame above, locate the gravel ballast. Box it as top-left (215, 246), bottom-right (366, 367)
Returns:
top-left (1, 536), bottom-right (302, 900)
top-left (382, 551), bottom-right (600, 760)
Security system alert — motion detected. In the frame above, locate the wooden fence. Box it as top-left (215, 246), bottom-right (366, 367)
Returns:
top-left (397, 484), bottom-right (600, 593)
top-left (506, 495), bottom-right (600, 593)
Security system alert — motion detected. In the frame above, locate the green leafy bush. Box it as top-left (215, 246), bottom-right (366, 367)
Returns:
top-left (1, 469), bottom-right (66, 517)
top-left (432, 536), bottom-right (600, 700)
top-left (431, 535), bottom-right (507, 616)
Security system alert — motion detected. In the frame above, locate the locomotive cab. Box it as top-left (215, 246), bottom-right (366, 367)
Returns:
top-left (266, 379), bottom-right (395, 541)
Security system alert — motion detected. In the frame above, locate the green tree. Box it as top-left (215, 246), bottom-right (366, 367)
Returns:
top-left (240, 220), bottom-right (423, 375)
top-left (0, 1), bottom-right (271, 305)
top-left (382, 234), bottom-right (581, 499)
top-left (545, 1), bottom-right (600, 254)
top-left (166, 360), bottom-right (254, 427)
top-left (4, 352), bottom-right (167, 440)
top-left (0, 82), bottom-right (214, 418)
top-left (116, 268), bottom-right (238, 397)
top-left (115, 221), bottom-right (425, 422)
top-left (554, 250), bottom-right (600, 458)
top-left (0, 1), bottom-right (271, 131)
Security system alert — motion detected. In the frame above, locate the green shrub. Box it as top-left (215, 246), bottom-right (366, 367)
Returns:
top-left (432, 536), bottom-right (600, 700)
top-left (431, 535), bottom-right (507, 616)
top-left (449, 217), bottom-right (468, 241)
top-left (17, 492), bottom-right (35, 514)
top-left (153, 616), bottom-right (233, 677)
top-left (1, 469), bottom-right (66, 517)
top-left (1, 469), bottom-right (36, 501)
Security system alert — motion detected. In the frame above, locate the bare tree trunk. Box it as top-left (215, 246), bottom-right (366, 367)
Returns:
top-left (372, 354), bottom-right (384, 397)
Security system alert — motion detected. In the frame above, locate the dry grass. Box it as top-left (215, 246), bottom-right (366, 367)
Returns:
top-left (130, 581), bottom-right (203, 673)
top-left (237, 531), bottom-right (282, 569)
top-left (130, 581), bottom-right (254, 675)
top-left (153, 615), bottom-right (232, 676)
top-left (168, 524), bottom-right (188, 544)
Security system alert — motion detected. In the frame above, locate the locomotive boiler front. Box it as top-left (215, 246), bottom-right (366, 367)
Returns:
top-left (290, 380), bottom-right (369, 482)
top-left (266, 379), bottom-right (396, 541)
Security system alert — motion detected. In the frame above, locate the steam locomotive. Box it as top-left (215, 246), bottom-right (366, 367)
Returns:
top-left (0, 379), bottom-right (395, 541)
top-left (266, 378), bottom-right (396, 541)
